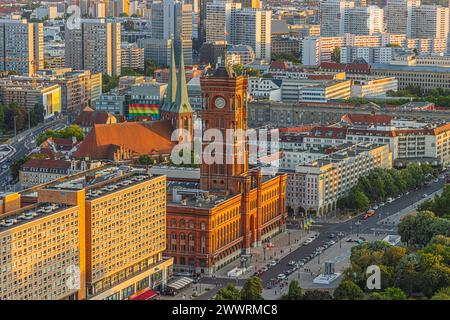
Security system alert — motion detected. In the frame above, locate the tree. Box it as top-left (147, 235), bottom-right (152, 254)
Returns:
top-left (102, 74), bottom-right (119, 93)
top-left (123, 20), bottom-right (135, 31)
top-left (36, 125), bottom-right (84, 145)
top-left (418, 186), bottom-right (450, 218)
top-left (398, 211), bottom-right (450, 247)
top-left (331, 47), bottom-right (341, 63)
top-left (281, 280), bottom-right (303, 300)
top-left (333, 280), bottom-right (365, 300)
top-left (241, 276), bottom-right (264, 300)
top-left (431, 287), bottom-right (450, 300)
top-left (301, 290), bottom-right (332, 300)
top-left (11, 156), bottom-right (30, 181)
top-left (144, 59), bottom-right (159, 77)
top-left (215, 284), bottom-right (241, 300)
top-left (138, 155), bottom-right (154, 165)
top-left (381, 287), bottom-right (408, 300)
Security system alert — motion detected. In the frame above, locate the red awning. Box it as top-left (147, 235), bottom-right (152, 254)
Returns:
top-left (129, 288), bottom-right (158, 300)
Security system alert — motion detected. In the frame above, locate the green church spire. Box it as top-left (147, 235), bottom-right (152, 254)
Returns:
top-left (161, 38), bottom-right (177, 112)
top-left (173, 42), bottom-right (193, 114)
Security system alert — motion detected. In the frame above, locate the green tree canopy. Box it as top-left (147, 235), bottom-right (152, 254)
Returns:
top-left (281, 280), bottom-right (303, 300)
top-left (333, 280), bottom-right (365, 300)
top-left (241, 276), bottom-right (264, 300)
top-left (215, 284), bottom-right (241, 300)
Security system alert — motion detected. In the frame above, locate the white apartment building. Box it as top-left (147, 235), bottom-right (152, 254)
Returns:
top-left (410, 5), bottom-right (449, 39)
top-left (385, 0), bottom-right (421, 36)
top-left (343, 5), bottom-right (384, 36)
top-left (248, 77), bottom-right (282, 101)
top-left (285, 143), bottom-right (392, 214)
top-left (230, 8), bottom-right (272, 60)
top-left (350, 76), bottom-right (398, 97)
top-left (319, 0), bottom-right (355, 37)
top-left (65, 19), bottom-right (121, 76)
top-left (341, 46), bottom-right (394, 64)
top-left (206, 0), bottom-right (241, 43)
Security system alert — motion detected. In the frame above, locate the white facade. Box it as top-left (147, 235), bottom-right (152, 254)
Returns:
top-left (248, 77), bottom-right (282, 102)
top-left (230, 8), bottom-right (272, 60)
top-left (319, 0), bottom-right (355, 37)
top-left (343, 5), bottom-right (384, 36)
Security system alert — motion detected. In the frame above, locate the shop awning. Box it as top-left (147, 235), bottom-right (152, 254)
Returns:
top-left (167, 277), bottom-right (193, 291)
top-left (129, 288), bottom-right (158, 300)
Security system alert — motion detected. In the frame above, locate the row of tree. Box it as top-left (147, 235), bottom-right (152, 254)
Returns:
top-left (0, 103), bottom-right (45, 135)
top-left (36, 125), bottom-right (84, 145)
top-left (215, 277), bottom-right (333, 300)
top-left (387, 86), bottom-right (450, 108)
top-left (337, 164), bottom-right (435, 212)
top-left (339, 236), bottom-right (450, 299)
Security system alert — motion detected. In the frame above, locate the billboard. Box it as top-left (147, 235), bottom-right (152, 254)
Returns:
top-left (128, 104), bottom-right (160, 120)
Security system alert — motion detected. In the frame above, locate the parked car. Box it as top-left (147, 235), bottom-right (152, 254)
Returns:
top-left (270, 260), bottom-right (277, 267)
top-left (278, 274), bottom-right (287, 280)
top-left (287, 260), bottom-right (296, 266)
top-left (328, 233), bottom-right (336, 239)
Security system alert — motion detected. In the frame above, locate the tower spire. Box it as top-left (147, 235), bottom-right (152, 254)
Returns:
top-left (161, 37), bottom-right (177, 112)
top-left (174, 41), bottom-right (193, 114)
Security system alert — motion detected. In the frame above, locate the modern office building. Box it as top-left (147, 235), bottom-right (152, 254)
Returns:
top-left (319, 0), bottom-right (355, 37)
top-left (205, 0), bottom-right (241, 43)
top-left (34, 166), bottom-right (174, 300)
top-left (0, 80), bottom-right (61, 118)
top-left (343, 5), bottom-right (384, 36)
top-left (121, 43), bottom-right (144, 71)
top-left (385, 0), bottom-right (421, 36)
top-left (151, 0), bottom-right (193, 65)
top-left (65, 19), bottom-right (121, 76)
top-left (230, 8), bottom-right (272, 60)
top-left (138, 38), bottom-right (172, 67)
top-left (409, 5), bottom-right (449, 39)
top-left (0, 19), bottom-right (43, 76)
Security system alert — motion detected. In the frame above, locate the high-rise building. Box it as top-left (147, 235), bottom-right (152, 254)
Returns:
top-left (230, 8), bottom-right (272, 60)
top-left (206, 0), bottom-right (241, 44)
top-left (0, 19), bottom-right (43, 76)
top-left (410, 5), bottom-right (449, 39)
top-left (151, 0), bottom-right (193, 65)
top-left (319, 0), bottom-right (355, 37)
top-left (36, 167), bottom-right (173, 300)
top-left (385, 0), bottom-right (421, 36)
top-left (344, 5), bottom-right (384, 35)
top-left (65, 19), bottom-right (121, 76)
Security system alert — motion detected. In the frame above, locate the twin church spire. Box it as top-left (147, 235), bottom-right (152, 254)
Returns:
top-left (160, 37), bottom-right (194, 141)
top-left (161, 38), bottom-right (193, 115)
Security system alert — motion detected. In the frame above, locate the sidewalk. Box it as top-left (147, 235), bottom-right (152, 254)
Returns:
top-left (214, 228), bottom-right (316, 279)
top-left (160, 283), bottom-right (216, 300)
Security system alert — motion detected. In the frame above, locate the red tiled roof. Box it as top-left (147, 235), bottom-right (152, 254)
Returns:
top-left (319, 62), bottom-right (371, 74)
top-left (279, 125), bottom-right (315, 134)
top-left (73, 121), bottom-right (176, 160)
top-left (21, 159), bottom-right (71, 170)
top-left (74, 109), bottom-right (122, 127)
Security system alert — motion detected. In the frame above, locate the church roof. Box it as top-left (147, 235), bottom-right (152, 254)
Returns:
top-left (73, 121), bottom-right (176, 160)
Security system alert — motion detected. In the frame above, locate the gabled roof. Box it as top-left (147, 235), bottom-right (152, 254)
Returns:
top-left (73, 121), bottom-right (176, 160)
top-left (307, 126), bottom-right (348, 139)
top-left (74, 108), bottom-right (121, 127)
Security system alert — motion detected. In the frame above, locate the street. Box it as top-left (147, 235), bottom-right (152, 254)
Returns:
top-left (0, 117), bottom-right (68, 190)
top-left (194, 177), bottom-right (446, 300)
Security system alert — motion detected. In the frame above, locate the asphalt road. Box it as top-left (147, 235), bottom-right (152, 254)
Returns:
top-left (0, 117), bottom-right (68, 189)
top-left (196, 177), bottom-right (447, 300)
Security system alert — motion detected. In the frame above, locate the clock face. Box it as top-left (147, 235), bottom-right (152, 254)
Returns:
top-left (214, 97), bottom-right (226, 109)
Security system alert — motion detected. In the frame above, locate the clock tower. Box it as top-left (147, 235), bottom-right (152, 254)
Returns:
top-left (199, 66), bottom-right (249, 194)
